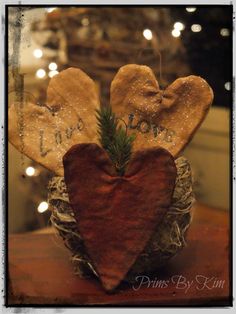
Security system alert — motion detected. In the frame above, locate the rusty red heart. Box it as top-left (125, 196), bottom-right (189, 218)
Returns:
top-left (63, 143), bottom-right (177, 291)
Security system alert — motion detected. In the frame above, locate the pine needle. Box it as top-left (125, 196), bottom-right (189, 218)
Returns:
top-left (96, 107), bottom-right (135, 176)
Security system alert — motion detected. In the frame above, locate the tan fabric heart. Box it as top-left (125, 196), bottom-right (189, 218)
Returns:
top-left (8, 68), bottom-right (100, 176)
top-left (111, 64), bottom-right (214, 157)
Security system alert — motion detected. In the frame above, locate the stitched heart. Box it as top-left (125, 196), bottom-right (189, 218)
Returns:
top-left (111, 64), bottom-right (213, 157)
top-left (8, 67), bottom-right (100, 176)
top-left (63, 143), bottom-right (177, 291)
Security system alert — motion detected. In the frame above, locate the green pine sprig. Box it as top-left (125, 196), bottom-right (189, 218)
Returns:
top-left (96, 106), bottom-right (135, 176)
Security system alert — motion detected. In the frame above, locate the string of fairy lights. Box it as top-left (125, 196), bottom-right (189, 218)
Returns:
top-left (29, 6), bottom-right (231, 215)
top-left (24, 166), bottom-right (49, 213)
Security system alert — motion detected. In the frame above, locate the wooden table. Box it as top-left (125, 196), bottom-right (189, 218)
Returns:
top-left (8, 203), bottom-right (231, 306)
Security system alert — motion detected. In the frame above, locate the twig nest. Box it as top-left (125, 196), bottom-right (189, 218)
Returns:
top-left (48, 156), bottom-right (195, 282)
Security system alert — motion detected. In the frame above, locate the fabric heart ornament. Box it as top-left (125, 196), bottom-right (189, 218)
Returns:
top-left (8, 67), bottom-right (100, 176)
top-left (63, 143), bottom-right (177, 291)
top-left (111, 64), bottom-right (214, 157)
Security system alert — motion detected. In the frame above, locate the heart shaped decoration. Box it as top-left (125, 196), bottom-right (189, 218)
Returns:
top-left (8, 67), bottom-right (100, 176)
top-left (63, 143), bottom-right (177, 291)
top-left (111, 64), bottom-right (214, 157)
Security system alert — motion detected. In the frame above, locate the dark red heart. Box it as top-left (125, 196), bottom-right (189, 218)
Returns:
top-left (63, 143), bottom-right (177, 291)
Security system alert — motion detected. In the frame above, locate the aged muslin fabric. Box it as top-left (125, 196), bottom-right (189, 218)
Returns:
top-left (9, 65), bottom-right (213, 174)
top-left (111, 64), bottom-right (213, 156)
top-left (9, 67), bottom-right (100, 176)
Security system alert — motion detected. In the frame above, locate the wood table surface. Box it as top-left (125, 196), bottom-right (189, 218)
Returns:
top-left (7, 202), bottom-right (232, 306)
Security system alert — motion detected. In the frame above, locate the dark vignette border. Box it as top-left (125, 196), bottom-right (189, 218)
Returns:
top-left (3, 3), bottom-right (234, 309)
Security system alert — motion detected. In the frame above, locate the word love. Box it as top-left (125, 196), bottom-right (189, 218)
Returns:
top-left (39, 117), bottom-right (84, 157)
top-left (9, 67), bottom-right (100, 175)
top-left (127, 113), bottom-right (176, 143)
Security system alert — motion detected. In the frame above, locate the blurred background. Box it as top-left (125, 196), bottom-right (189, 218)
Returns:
top-left (8, 6), bottom-right (232, 233)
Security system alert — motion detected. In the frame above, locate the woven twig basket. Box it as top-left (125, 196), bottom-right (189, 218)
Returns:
top-left (48, 156), bottom-right (195, 283)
